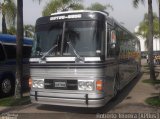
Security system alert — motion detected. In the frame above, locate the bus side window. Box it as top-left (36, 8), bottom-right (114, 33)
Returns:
top-left (4, 44), bottom-right (16, 59)
top-left (107, 30), bottom-right (116, 57)
top-left (0, 44), bottom-right (5, 61)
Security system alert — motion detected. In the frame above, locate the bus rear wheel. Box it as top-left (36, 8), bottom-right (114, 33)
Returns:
top-left (0, 76), bottom-right (15, 97)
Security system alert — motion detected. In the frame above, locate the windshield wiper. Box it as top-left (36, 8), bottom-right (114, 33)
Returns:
top-left (41, 44), bottom-right (58, 60)
top-left (67, 41), bottom-right (84, 63)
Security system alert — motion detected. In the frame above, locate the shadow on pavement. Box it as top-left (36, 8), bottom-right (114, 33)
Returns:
top-left (37, 73), bottom-right (143, 114)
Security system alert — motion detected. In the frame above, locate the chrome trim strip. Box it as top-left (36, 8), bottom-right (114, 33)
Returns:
top-left (85, 57), bottom-right (100, 61)
top-left (47, 57), bottom-right (75, 61)
top-left (30, 57), bottom-right (101, 62)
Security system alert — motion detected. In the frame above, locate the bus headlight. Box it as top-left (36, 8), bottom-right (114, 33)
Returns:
top-left (32, 79), bottom-right (44, 88)
top-left (78, 80), bottom-right (94, 91)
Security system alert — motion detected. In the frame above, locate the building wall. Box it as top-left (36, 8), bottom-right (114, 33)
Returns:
top-left (137, 36), bottom-right (160, 52)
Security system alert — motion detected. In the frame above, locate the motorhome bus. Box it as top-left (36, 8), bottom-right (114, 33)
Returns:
top-left (30, 10), bottom-right (141, 107)
top-left (0, 34), bottom-right (32, 97)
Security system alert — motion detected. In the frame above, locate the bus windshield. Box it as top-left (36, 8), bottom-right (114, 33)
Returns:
top-left (32, 20), bottom-right (104, 57)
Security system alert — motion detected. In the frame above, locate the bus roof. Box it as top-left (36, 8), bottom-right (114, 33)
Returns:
top-left (0, 34), bottom-right (33, 45)
top-left (51, 10), bottom-right (109, 17)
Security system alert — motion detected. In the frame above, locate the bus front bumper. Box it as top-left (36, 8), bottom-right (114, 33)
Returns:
top-left (30, 91), bottom-right (107, 108)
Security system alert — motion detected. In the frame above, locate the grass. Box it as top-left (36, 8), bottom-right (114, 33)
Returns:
top-left (142, 79), bottom-right (160, 85)
top-left (145, 96), bottom-right (160, 107)
top-left (0, 96), bottom-right (31, 106)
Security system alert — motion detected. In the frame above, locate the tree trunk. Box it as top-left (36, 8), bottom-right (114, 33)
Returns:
top-left (2, 14), bottom-right (7, 34)
top-left (148, 0), bottom-right (156, 80)
top-left (15, 0), bottom-right (23, 99)
top-left (159, 0), bottom-right (160, 51)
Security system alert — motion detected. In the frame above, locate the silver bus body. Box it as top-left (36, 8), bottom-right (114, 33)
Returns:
top-left (30, 10), bottom-right (141, 107)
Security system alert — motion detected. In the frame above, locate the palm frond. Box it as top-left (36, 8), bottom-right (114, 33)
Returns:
top-left (5, 0), bottom-right (16, 26)
top-left (133, 0), bottom-right (145, 8)
top-left (32, 0), bottom-right (42, 4)
top-left (1, 0), bottom-right (16, 27)
top-left (42, 0), bottom-right (84, 16)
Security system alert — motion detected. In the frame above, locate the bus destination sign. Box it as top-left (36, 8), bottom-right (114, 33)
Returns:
top-left (50, 14), bottom-right (82, 21)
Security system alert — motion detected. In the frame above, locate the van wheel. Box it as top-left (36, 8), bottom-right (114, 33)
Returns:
top-left (0, 76), bottom-right (15, 97)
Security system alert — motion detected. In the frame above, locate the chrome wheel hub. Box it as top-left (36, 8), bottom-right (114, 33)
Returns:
top-left (2, 79), bottom-right (11, 94)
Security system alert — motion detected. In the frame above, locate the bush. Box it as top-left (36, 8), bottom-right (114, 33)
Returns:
top-left (145, 96), bottom-right (160, 107)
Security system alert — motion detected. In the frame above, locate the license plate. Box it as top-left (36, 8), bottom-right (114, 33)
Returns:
top-left (54, 82), bottom-right (66, 88)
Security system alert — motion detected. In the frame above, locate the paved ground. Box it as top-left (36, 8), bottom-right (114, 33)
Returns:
top-left (0, 59), bottom-right (160, 119)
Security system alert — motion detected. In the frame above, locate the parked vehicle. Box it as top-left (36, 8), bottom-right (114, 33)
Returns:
top-left (0, 34), bottom-right (32, 97)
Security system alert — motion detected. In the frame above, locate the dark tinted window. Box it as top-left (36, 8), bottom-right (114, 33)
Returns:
top-left (4, 44), bottom-right (16, 59)
top-left (107, 29), bottom-right (116, 57)
top-left (23, 46), bottom-right (32, 58)
top-left (33, 20), bottom-right (104, 57)
top-left (4, 44), bottom-right (32, 59)
top-left (0, 44), bottom-right (5, 61)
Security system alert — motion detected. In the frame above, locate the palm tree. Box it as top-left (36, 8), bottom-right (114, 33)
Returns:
top-left (8, 26), bottom-right (16, 35)
top-left (133, 0), bottom-right (156, 80)
top-left (15, 0), bottom-right (42, 99)
top-left (87, 2), bottom-right (113, 12)
top-left (42, 0), bottom-right (84, 16)
top-left (157, 0), bottom-right (160, 51)
top-left (0, 0), bottom-right (16, 34)
top-left (32, 0), bottom-right (42, 4)
top-left (15, 0), bottom-right (23, 99)
top-left (24, 25), bottom-right (35, 38)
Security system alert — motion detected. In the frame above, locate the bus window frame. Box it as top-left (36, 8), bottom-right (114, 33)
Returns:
top-left (106, 23), bottom-right (117, 58)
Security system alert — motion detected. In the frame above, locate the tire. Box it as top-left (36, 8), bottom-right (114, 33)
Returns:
top-left (0, 76), bottom-right (15, 97)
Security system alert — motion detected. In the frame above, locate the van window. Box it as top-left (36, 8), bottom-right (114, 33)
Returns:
top-left (4, 44), bottom-right (16, 59)
top-left (0, 44), bottom-right (5, 61)
top-left (23, 46), bottom-right (32, 58)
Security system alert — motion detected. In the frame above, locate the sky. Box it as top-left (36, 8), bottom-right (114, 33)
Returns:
top-left (0, 0), bottom-right (159, 32)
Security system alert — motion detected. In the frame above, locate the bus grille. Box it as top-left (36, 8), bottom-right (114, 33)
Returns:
top-left (44, 79), bottom-right (78, 90)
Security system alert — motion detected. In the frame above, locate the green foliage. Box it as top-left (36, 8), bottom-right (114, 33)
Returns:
top-left (87, 2), bottom-right (113, 11)
top-left (42, 1), bottom-right (113, 16)
top-left (136, 13), bottom-right (159, 38)
top-left (24, 25), bottom-right (35, 38)
top-left (42, 0), bottom-right (83, 16)
top-left (69, 3), bottom-right (84, 10)
top-left (7, 24), bottom-right (35, 37)
top-left (133, 0), bottom-right (145, 8)
top-left (8, 26), bottom-right (16, 35)
top-left (0, 0), bottom-right (17, 27)
top-left (135, 13), bottom-right (159, 49)
top-left (32, 0), bottom-right (42, 4)
top-left (142, 79), bottom-right (160, 85)
top-left (145, 96), bottom-right (160, 107)
top-left (0, 96), bottom-right (30, 106)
